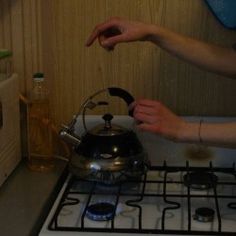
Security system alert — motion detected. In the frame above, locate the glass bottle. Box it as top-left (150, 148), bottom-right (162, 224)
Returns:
top-left (27, 72), bottom-right (54, 171)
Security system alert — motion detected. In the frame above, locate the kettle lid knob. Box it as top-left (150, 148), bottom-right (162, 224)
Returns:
top-left (102, 113), bottom-right (113, 129)
top-left (102, 113), bottom-right (113, 122)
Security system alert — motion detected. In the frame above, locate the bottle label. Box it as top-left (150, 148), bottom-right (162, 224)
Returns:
top-left (33, 77), bottom-right (44, 82)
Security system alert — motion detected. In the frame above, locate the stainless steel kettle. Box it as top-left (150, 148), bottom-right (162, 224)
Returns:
top-left (60, 87), bottom-right (149, 184)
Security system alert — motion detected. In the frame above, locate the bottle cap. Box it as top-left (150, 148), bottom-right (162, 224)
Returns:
top-left (33, 72), bottom-right (44, 81)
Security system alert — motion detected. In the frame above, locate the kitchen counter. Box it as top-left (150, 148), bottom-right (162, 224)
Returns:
top-left (0, 158), bottom-right (68, 236)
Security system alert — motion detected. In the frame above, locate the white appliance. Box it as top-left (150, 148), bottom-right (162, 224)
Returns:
top-left (39, 116), bottom-right (236, 236)
top-left (0, 74), bottom-right (21, 187)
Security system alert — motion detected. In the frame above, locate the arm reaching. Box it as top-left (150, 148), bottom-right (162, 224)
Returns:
top-left (86, 17), bottom-right (236, 79)
top-left (149, 27), bottom-right (236, 79)
top-left (130, 99), bottom-right (236, 148)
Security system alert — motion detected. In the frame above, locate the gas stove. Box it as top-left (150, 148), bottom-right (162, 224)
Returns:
top-left (39, 116), bottom-right (236, 236)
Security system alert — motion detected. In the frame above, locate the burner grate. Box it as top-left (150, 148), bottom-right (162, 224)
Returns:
top-left (48, 161), bottom-right (236, 235)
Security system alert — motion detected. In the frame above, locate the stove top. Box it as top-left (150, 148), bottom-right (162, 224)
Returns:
top-left (39, 116), bottom-right (236, 236)
top-left (39, 162), bottom-right (236, 236)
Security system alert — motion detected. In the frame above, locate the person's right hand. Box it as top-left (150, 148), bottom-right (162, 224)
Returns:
top-left (129, 99), bottom-right (187, 142)
top-left (85, 17), bottom-right (154, 50)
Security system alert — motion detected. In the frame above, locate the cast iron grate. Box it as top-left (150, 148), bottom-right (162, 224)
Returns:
top-left (48, 161), bottom-right (236, 235)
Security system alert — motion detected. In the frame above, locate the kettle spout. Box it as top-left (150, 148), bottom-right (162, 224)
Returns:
top-left (59, 127), bottom-right (81, 147)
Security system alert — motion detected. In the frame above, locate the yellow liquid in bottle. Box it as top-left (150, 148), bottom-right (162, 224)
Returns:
top-left (27, 99), bottom-right (54, 171)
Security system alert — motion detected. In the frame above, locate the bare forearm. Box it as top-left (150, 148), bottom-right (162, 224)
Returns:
top-left (86, 18), bottom-right (236, 78)
top-left (131, 99), bottom-right (236, 148)
top-left (148, 25), bottom-right (236, 78)
top-left (179, 121), bottom-right (236, 148)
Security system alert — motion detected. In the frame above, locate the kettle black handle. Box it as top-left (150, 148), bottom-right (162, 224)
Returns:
top-left (66, 87), bottom-right (135, 134)
top-left (108, 87), bottom-right (134, 116)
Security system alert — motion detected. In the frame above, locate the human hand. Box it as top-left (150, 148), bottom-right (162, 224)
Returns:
top-left (86, 17), bottom-right (154, 50)
top-left (130, 99), bottom-right (188, 141)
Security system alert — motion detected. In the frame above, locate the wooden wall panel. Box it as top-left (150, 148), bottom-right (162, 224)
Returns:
top-left (41, 0), bottom-right (236, 126)
top-left (1, 0), bottom-right (236, 128)
top-left (0, 0), bottom-right (12, 49)
top-left (0, 0), bottom-right (43, 92)
top-left (10, 0), bottom-right (25, 92)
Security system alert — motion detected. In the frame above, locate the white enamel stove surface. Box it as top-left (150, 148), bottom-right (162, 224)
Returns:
top-left (39, 170), bottom-right (236, 236)
top-left (39, 116), bottom-right (236, 236)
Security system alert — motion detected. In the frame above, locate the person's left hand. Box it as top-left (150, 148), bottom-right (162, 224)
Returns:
top-left (130, 99), bottom-right (186, 141)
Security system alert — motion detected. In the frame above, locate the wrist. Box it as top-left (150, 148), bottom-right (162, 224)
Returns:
top-left (144, 24), bottom-right (161, 42)
top-left (145, 24), bottom-right (166, 44)
top-left (177, 121), bottom-right (200, 143)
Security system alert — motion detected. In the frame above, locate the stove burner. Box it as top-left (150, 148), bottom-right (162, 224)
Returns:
top-left (86, 202), bottom-right (116, 221)
top-left (193, 207), bottom-right (215, 222)
top-left (183, 171), bottom-right (218, 190)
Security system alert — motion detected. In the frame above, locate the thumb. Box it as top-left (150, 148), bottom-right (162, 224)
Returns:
top-left (101, 35), bottom-right (126, 48)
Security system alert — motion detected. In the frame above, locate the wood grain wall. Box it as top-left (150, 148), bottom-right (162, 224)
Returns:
top-left (1, 0), bottom-right (236, 127)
